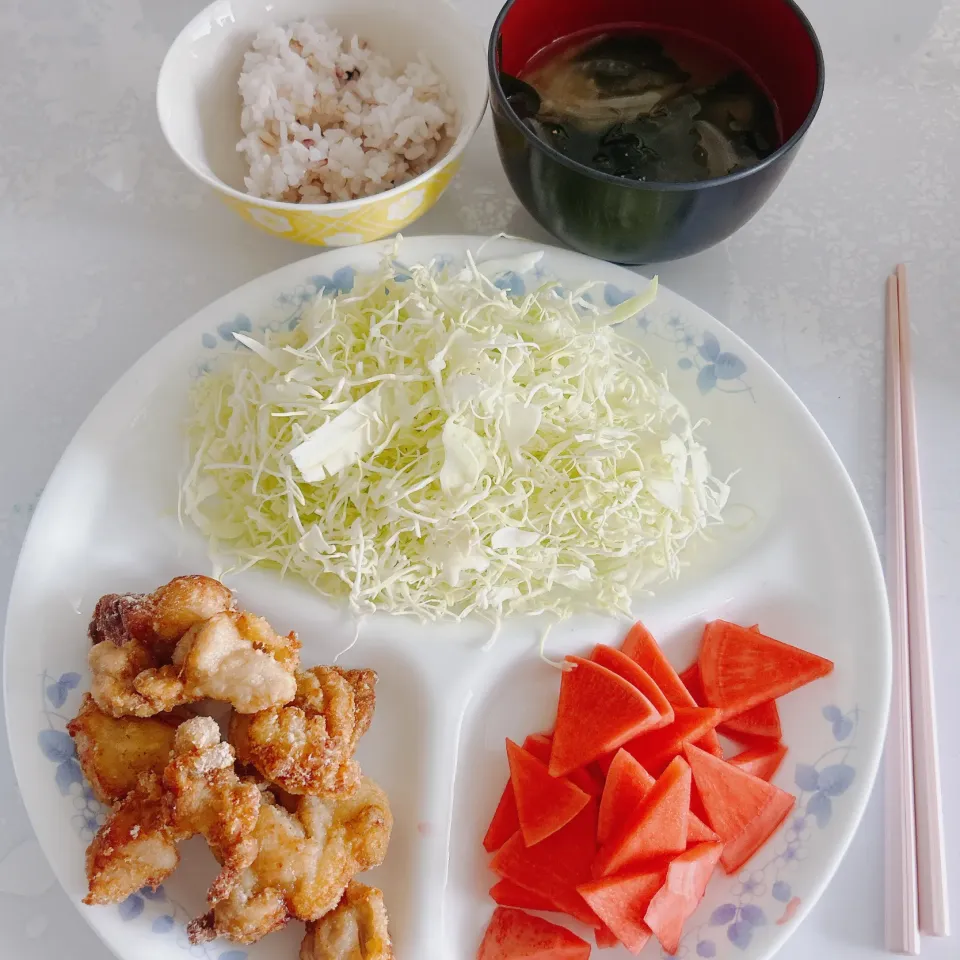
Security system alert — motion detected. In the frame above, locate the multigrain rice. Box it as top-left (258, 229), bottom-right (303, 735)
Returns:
top-left (237, 20), bottom-right (458, 203)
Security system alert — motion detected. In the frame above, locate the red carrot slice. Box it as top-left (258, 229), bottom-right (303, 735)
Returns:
top-left (680, 660), bottom-right (781, 744)
top-left (591, 644), bottom-right (674, 728)
top-left (677, 663), bottom-right (698, 691)
top-left (578, 869), bottom-right (662, 955)
top-left (644, 842), bottom-right (723, 954)
top-left (699, 620), bottom-right (834, 716)
top-left (490, 803), bottom-right (601, 927)
top-left (523, 733), bottom-right (553, 764)
top-left (549, 657), bottom-right (660, 777)
top-left (477, 907), bottom-right (591, 960)
top-left (484, 780), bottom-right (520, 853)
top-left (490, 879), bottom-right (558, 912)
top-left (597, 749), bottom-right (655, 844)
top-left (620, 706), bottom-right (722, 776)
top-left (598, 748), bottom-right (717, 848)
top-left (594, 757), bottom-right (691, 877)
top-left (525, 734), bottom-right (603, 798)
top-left (621, 622), bottom-right (691, 707)
top-left (507, 739), bottom-right (590, 847)
top-left (595, 925), bottom-right (620, 949)
top-left (686, 811), bottom-right (720, 843)
top-left (718, 698), bottom-right (782, 741)
top-left (695, 732), bottom-right (725, 759)
top-left (624, 625), bottom-right (723, 758)
top-left (727, 741), bottom-right (788, 782)
top-left (683, 743), bottom-right (796, 874)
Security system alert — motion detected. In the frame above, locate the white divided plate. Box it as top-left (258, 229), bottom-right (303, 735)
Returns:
top-left (4, 236), bottom-right (890, 960)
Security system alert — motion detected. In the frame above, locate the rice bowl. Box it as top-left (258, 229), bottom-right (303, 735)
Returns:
top-left (238, 20), bottom-right (458, 203)
top-left (156, 0), bottom-right (487, 246)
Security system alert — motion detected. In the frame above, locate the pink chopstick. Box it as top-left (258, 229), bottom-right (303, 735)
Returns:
top-left (895, 264), bottom-right (950, 939)
top-left (884, 273), bottom-right (919, 954)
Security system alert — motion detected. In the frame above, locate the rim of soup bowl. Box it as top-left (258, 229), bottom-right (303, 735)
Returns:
top-left (487, 0), bottom-right (825, 193)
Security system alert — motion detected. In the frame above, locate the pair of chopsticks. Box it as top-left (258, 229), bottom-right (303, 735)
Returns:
top-left (884, 265), bottom-right (950, 954)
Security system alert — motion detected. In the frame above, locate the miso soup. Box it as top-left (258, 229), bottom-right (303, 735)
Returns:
top-left (515, 27), bottom-right (781, 182)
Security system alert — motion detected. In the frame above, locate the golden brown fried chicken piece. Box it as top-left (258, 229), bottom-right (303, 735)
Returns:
top-left (83, 772), bottom-right (179, 905)
top-left (300, 882), bottom-right (394, 960)
top-left (134, 611), bottom-right (300, 715)
top-left (67, 694), bottom-right (180, 804)
top-left (230, 667), bottom-right (377, 797)
top-left (163, 717), bottom-right (262, 901)
top-left (188, 777), bottom-right (393, 945)
top-left (84, 717), bottom-right (260, 906)
top-left (88, 635), bottom-right (168, 718)
top-left (89, 575), bottom-right (234, 656)
top-left (90, 610), bottom-right (300, 718)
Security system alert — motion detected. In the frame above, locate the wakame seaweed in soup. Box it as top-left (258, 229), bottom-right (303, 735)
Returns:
top-left (516, 29), bottom-right (780, 182)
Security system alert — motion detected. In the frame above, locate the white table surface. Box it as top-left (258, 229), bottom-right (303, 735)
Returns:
top-left (0, 0), bottom-right (957, 956)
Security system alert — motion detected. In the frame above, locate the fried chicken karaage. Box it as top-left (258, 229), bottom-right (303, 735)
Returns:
top-left (84, 772), bottom-right (179, 905)
top-left (78, 576), bottom-right (394, 953)
top-left (90, 609), bottom-right (300, 718)
top-left (84, 717), bottom-right (260, 906)
top-left (188, 777), bottom-right (393, 945)
top-left (67, 693), bottom-right (180, 804)
top-left (163, 717), bottom-right (262, 902)
top-left (89, 575), bottom-right (234, 655)
top-left (300, 882), bottom-right (394, 960)
top-left (230, 667), bottom-right (377, 797)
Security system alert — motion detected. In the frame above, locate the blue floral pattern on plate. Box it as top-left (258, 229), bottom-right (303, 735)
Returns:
top-left (191, 266), bottom-right (364, 373)
top-left (555, 279), bottom-right (751, 399)
top-left (676, 706), bottom-right (859, 958)
top-left (190, 262), bottom-right (752, 407)
top-left (117, 885), bottom-right (247, 960)
top-left (38, 675), bottom-right (247, 959)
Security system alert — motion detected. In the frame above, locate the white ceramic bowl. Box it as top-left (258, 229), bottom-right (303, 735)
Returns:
top-left (156, 0), bottom-right (487, 246)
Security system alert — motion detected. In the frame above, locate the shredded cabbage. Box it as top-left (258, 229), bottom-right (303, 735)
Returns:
top-left (182, 251), bottom-right (730, 623)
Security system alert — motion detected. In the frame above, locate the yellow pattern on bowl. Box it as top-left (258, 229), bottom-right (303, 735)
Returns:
top-left (157, 0), bottom-right (486, 247)
top-left (218, 160), bottom-right (461, 246)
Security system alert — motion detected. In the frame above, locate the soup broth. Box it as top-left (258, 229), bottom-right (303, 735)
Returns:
top-left (516, 27), bottom-right (780, 182)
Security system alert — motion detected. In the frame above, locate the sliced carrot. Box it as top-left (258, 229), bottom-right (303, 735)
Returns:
top-left (623, 627), bottom-right (723, 758)
top-left (680, 664), bottom-right (781, 757)
top-left (597, 747), bottom-right (717, 849)
top-left (644, 842), bottom-right (723, 955)
top-left (621, 622), bottom-right (691, 707)
top-left (677, 663), bottom-right (699, 696)
top-left (594, 757), bottom-right (691, 877)
top-left (661, 841), bottom-right (723, 900)
top-left (728, 741), bottom-right (788, 782)
top-left (484, 780), bottom-right (520, 853)
top-left (683, 743), bottom-right (796, 874)
top-left (718, 698), bottom-right (782, 741)
top-left (525, 733), bottom-right (604, 798)
top-left (620, 706), bottom-right (722, 776)
top-left (578, 870), bottom-right (662, 955)
top-left (595, 925), bottom-right (620, 949)
top-left (696, 730), bottom-right (725, 758)
top-left (686, 811), bottom-right (720, 843)
top-left (523, 733), bottom-right (553, 764)
top-left (477, 907), bottom-right (591, 960)
top-left (699, 620), bottom-right (834, 716)
top-left (549, 657), bottom-right (660, 777)
top-left (597, 749), bottom-right (655, 844)
top-left (490, 802), bottom-right (601, 927)
top-left (490, 879), bottom-right (558, 912)
top-left (591, 644), bottom-right (674, 728)
top-left (507, 739), bottom-right (590, 847)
